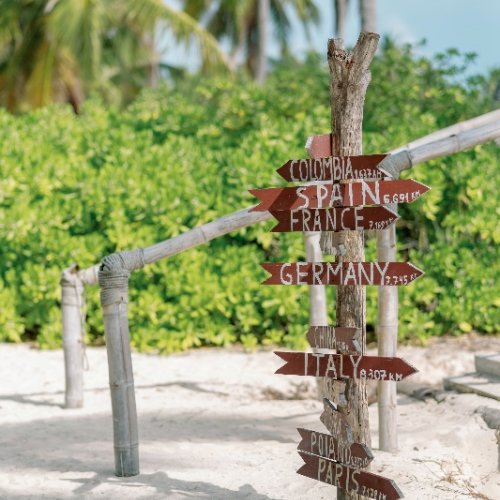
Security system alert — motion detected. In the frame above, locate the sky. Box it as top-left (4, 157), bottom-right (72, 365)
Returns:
top-left (166, 0), bottom-right (500, 75)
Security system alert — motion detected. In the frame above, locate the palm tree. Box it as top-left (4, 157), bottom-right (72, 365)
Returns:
top-left (333, 0), bottom-right (377, 40)
top-left (182, 0), bottom-right (319, 80)
top-left (0, 0), bottom-right (229, 112)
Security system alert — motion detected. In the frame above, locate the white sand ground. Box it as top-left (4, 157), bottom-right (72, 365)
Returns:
top-left (1, 336), bottom-right (499, 500)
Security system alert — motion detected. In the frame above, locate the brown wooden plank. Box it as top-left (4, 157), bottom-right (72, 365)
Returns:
top-left (261, 261), bottom-right (423, 286)
top-left (276, 154), bottom-right (389, 182)
top-left (297, 451), bottom-right (404, 500)
top-left (307, 326), bottom-right (361, 353)
top-left (250, 179), bottom-right (429, 212)
top-left (274, 351), bottom-right (417, 381)
top-left (320, 398), bottom-right (353, 445)
top-left (297, 428), bottom-right (373, 469)
top-left (270, 206), bottom-right (399, 232)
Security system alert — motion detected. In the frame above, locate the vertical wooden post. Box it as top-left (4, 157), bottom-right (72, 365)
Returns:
top-left (61, 264), bottom-right (85, 409)
top-left (98, 249), bottom-right (145, 477)
top-left (324, 33), bottom-right (379, 500)
top-left (376, 210), bottom-right (398, 452)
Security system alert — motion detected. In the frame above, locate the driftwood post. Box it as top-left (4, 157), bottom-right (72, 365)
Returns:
top-left (61, 264), bottom-right (85, 408)
top-left (98, 249), bottom-right (145, 477)
top-left (326, 33), bottom-right (379, 499)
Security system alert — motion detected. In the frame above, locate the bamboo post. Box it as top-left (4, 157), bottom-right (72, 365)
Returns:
top-left (325, 33), bottom-right (379, 500)
top-left (98, 249), bottom-right (145, 477)
top-left (376, 205), bottom-right (398, 451)
top-left (61, 264), bottom-right (85, 409)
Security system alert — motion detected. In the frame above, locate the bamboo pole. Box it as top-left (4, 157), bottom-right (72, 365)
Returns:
top-left (376, 204), bottom-right (398, 451)
top-left (61, 264), bottom-right (85, 409)
top-left (98, 249), bottom-right (145, 477)
top-left (326, 33), bottom-right (379, 500)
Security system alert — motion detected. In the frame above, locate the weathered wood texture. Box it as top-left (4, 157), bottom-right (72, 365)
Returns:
top-left (61, 264), bottom-right (85, 409)
top-left (327, 33), bottom-right (379, 500)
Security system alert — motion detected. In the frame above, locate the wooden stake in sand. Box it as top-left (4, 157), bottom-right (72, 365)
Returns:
top-left (61, 264), bottom-right (85, 409)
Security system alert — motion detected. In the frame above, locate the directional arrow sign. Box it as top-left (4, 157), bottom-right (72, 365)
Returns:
top-left (320, 398), bottom-right (353, 445)
top-left (297, 428), bottom-right (373, 469)
top-left (270, 206), bottom-right (399, 232)
top-left (274, 351), bottom-right (418, 381)
top-left (250, 179), bottom-right (429, 212)
top-left (307, 326), bottom-right (361, 353)
top-left (276, 154), bottom-right (389, 182)
top-left (261, 261), bottom-right (424, 286)
top-left (297, 452), bottom-right (404, 500)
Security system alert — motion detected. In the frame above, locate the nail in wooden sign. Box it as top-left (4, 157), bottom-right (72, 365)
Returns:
top-left (250, 179), bottom-right (429, 212)
top-left (270, 206), bottom-right (399, 232)
top-left (297, 427), bottom-right (373, 469)
top-left (276, 154), bottom-right (389, 182)
top-left (261, 261), bottom-right (424, 286)
top-left (274, 351), bottom-right (417, 381)
top-left (297, 452), bottom-right (404, 500)
top-left (320, 398), bottom-right (353, 444)
top-left (307, 326), bottom-right (361, 353)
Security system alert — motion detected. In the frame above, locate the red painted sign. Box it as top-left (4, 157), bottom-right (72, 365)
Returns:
top-left (274, 351), bottom-right (417, 381)
top-left (261, 261), bottom-right (423, 286)
top-left (276, 154), bottom-right (389, 182)
top-left (270, 206), bottom-right (399, 232)
top-left (297, 427), bottom-right (373, 469)
top-left (320, 398), bottom-right (353, 444)
top-left (307, 326), bottom-right (361, 353)
top-left (250, 179), bottom-right (429, 212)
top-left (306, 133), bottom-right (333, 158)
top-left (297, 452), bottom-right (404, 500)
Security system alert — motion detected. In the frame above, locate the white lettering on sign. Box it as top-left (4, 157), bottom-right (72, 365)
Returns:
top-left (276, 262), bottom-right (391, 286)
top-left (316, 459), bottom-right (387, 499)
top-left (289, 157), bottom-right (357, 182)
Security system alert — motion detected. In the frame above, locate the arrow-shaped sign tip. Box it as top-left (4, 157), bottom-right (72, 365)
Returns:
top-left (408, 262), bottom-right (425, 279)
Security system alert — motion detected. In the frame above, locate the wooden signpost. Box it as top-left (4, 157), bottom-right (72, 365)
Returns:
top-left (250, 34), bottom-right (428, 499)
top-left (274, 351), bottom-right (417, 381)
top-left (250, 179), bottom-right (429, 212)
top-left (297, 452), bottom-right (404, 500)
top-left (276, 154), bottom-right (389, 182)
top-left (261, 262), bottom-right (423, 286)
top-left (307, 326), bottom-right (361, 353)
top-left (270, 206), bottom-right (399, 232)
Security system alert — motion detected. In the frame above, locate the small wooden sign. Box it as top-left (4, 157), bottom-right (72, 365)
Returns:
top-left (297, 428), bottom-right (373, 469)
top-left (270, 206), bottom-right (399, 232)
top-left (297, 451), bottom-right (404, 500)
top-left (274, 351), bottom-right (417, 381)
top-left (307, 326), bottom-right (361, 353)
top-left (261, 261), bottom-right (423, 286)
top-left (276, 154), bottom-right (389, 182)
top-left (250, 179), bottom-right (429, 212)
top-left (320, 398), bottom-right (353, 444)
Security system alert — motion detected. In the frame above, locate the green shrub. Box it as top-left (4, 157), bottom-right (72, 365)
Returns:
top-left (0, 43), bottom-right (498, 350)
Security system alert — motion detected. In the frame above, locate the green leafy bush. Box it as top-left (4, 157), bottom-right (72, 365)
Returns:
top-left (0, 43), bottom-right (498, 350)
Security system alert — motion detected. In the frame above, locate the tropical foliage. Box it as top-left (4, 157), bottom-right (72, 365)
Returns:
top-left (0, 43), bottom-right (498, 351)
top-left (0, 0), bottom-right (228, 112)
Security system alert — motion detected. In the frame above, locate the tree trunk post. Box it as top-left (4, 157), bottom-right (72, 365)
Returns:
top-left (98, 249), bottom-right (145, 477)
top-left (61, 264), bottom-right (85, 409)
top-left (376, 210), bottom-right (398, 452)
top-left (324, 33), bottom-right (379, 500)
